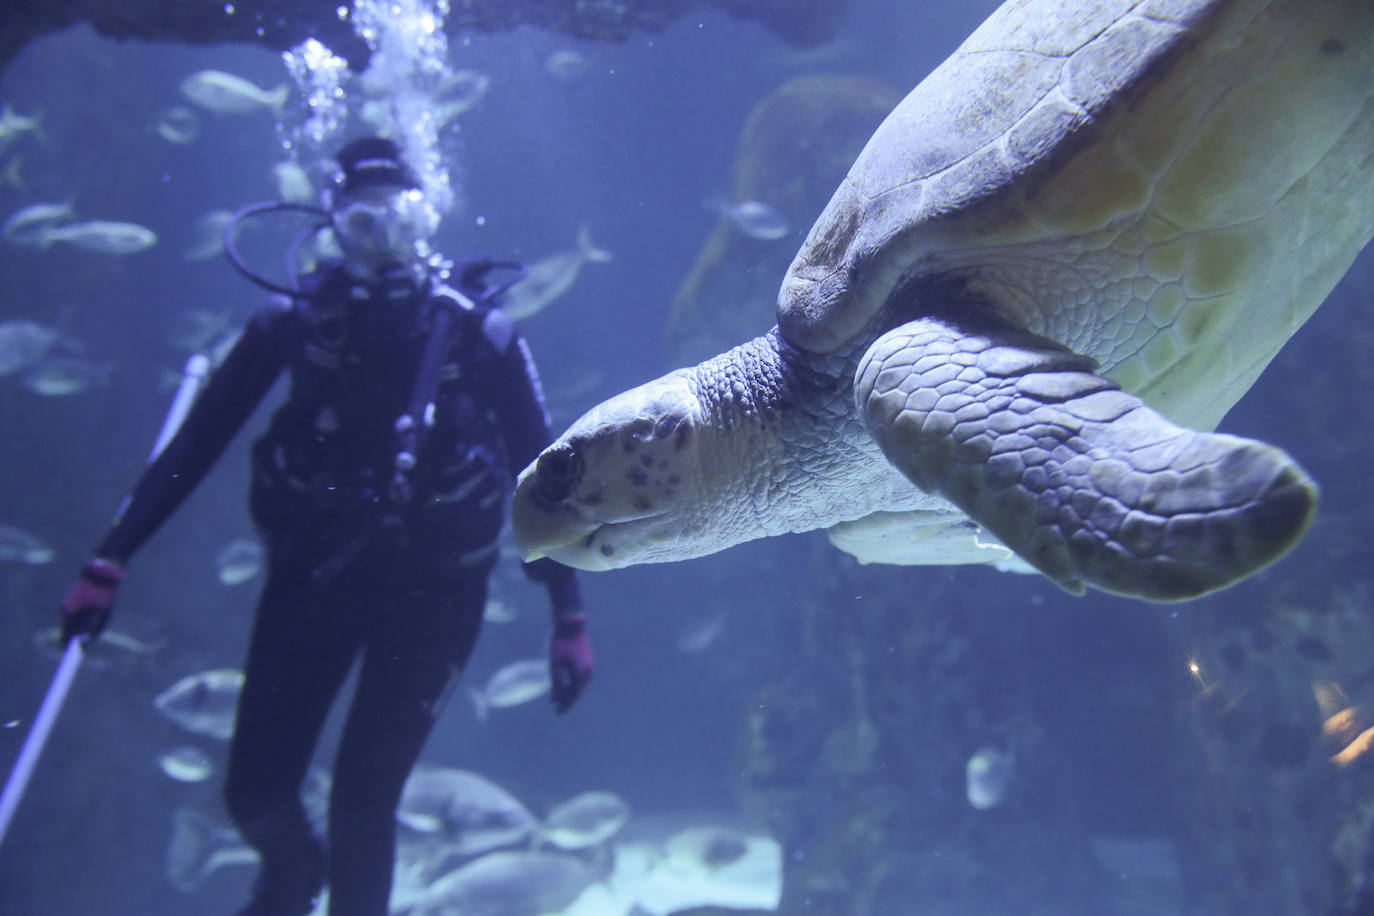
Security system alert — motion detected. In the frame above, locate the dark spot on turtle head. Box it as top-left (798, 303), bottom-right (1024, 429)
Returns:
top-left (654, 416), bottom-right (679, 439)
top-left (584, 493), bottom-right (603, 506)
top-left (633, 494), bottom-right (652, 511)
top-left (1320, 37), bottom-right (1345, 56)
top-left (622, 439), bottom-right (638, 454)
top-left (600, 543), bottom-right (615, 557)
top-left (640, 454), bottom-right (654, 468)
top-left (628, 468), bottom-right (648, 486)
top-left (674, 423), bottom-right (692, 450)
top-left (668, 474), bottom-right (681, 486)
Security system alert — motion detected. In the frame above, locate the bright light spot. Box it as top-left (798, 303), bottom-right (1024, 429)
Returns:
top-left (337, 5), bottom-right (349, 19)
top-left (224, 2), bottom-right (235, 13)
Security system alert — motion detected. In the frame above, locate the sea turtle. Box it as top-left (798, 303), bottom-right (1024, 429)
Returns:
top-left (512, 0), bottom-right (1374, 601)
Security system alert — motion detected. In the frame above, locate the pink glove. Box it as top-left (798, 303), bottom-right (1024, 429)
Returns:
top-left (549, 613), bottom-right (593, 714)
top-left (59, 558), bottom-right (123, 645)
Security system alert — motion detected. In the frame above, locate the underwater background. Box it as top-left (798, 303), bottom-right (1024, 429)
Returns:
top-left (0, 1), bottom-right (1372, 913)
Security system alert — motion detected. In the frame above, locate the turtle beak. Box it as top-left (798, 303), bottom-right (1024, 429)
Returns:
top-left (510, 469), bottom-right (606, 569)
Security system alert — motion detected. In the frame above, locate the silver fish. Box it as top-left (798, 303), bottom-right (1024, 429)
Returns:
top-left (22, 355), bottom-right (111, 396)
top-left (157, 745), bottom-right (214, 783)
top-left (0, 524), bottom-right (54, 563)
top-left (165, 807), bottom-right (258, 892)
top-left (435, 69), bottom-right (491, 120)
top-left (468, 659), bottom-right (550, 720)
top-left (32, 626), bottom-right (166, 671)
top-left (482, 598), bottom-right (518, 624)
top-left (39, 220), bottom-right (157, 254)
top-left (675, 609), bottom-right (726, 653)
top-left (180, 70), bottom-right (288, 114)
top-left (2, 201), bottom-right (74, 246)
top-left (501, 225), bottom-right (612, 321)
top-left (397, 765), bottom-right (538, 856)
top-left (966, 747), bottom-right (1015, 810)
top-left (0, 319), bottom-right (59, 374)
top-left (0, 156), bottom-right (22, 190)
top-left (215, 537), bottom-right (264, 585)
top-left (153, 669), bottom-right (243, 740)
top-left (545, 49), bottom-right (589, 81)
top-left (155, 105), bottom-right (199, 144)
top-left (166, 308), bottom-right (233, 352)
top-left (541, 790), bottom-right (630, 850)
top-left (183, 210), bottom-right (235, 262)
top-left (0, 104), bottom-right (42, 152)
top-left (708, 198), bottom-right (790, 241)
top-left (273, 160), bottom-right (314, 204)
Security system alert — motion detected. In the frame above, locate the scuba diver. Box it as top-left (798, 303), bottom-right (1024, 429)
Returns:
top-left (56, 136), bottom-right (594, 916)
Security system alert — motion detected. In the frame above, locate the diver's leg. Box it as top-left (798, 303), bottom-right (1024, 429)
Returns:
top-left (324, 568), bottom-right (487, 916)
top-left (225, 563), bottom-right (361, 916)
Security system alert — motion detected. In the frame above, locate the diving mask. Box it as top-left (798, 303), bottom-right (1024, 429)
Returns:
top-left (330, 184), bottom-right (437, 267)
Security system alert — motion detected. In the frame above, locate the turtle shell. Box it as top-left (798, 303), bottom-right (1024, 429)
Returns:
top-left (778, 0), bottom-right (1374, 431)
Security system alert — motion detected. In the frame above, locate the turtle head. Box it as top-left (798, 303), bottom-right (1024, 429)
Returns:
top-left (512, 371), bottom-right (705, 570)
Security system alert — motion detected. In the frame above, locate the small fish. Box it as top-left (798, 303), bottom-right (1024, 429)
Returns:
top-left (707, 197), bottom-right (790, 241)
top-left (181, 70), bottom-right (289, 114)
top-left (32, 626), bottom-right (166, 671)
top-left (397, 765), bottom-right (539, 855)
top-left (965, 747), bottom-right (1015, 810)
top-left (183, 210), bottom-right (235, 262)
top-left (0, 156), bottom-right (22, 190)
top-left (157, 745), bottom-right (214, 783)
top-left (540, 791), bottom-right (630, 850)
top-left (215, 537), bottom-right (264, 586)
top-left (165, 807), bottom-right (258, 892)
top-left (0, 524), bottom-right (54, 563)
top-left (0, 104), bottom-right (42, 152)
top-left (2, 200), bottom-right (75, 246)
top-left (0, 319), bottom-right (60, 375)
top-left (676, 609), bottom-right (726, 653)
top-left (468, 659), bottom-right (550, 720)
top-left (155, 105), bottom-right (199, 144)
top-left (545, 49), bottom-right (589, 81)
top-left (167, 308), bottom-right (233, 352)
top-left (434, 69), bottom-right (491, 124)
top-left (153, 669), bottom-right (244, 740)
top-left (273, 160), bottom-right (314, 204)
top-left (501, 225), bottom-right (612, 321)
top-left (482, 598), bottom-right (518, 624)
top-left (39, 220), bottom-right (157, 254)
top-left (22, 354), bottom-right (111, 396)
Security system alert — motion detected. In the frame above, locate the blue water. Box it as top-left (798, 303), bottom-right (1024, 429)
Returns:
top-left (0, 3), bottom-right (1371, 914)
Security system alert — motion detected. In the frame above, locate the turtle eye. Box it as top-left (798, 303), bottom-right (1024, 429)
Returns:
top-left (535, 444), bottom-right (583, 504)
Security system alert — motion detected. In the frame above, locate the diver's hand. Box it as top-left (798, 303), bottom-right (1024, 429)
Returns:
top-left (59, 558), bottom-right (123, 645)
top-left (549, 613), bottom-right (593, 714)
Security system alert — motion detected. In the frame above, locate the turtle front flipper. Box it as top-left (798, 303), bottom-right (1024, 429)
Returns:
top-left (855, 316), bottom-right (1317, 601)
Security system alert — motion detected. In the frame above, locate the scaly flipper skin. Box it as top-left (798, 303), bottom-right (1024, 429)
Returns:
top-left (855, 316), bottom-right (1317, 600)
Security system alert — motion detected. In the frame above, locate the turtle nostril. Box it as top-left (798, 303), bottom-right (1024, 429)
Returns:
top-left (535, 444), bottom-right (583, 504)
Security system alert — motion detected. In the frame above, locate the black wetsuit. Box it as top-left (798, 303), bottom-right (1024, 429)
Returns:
top-left (94, 262), bottom-right (579, 916)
